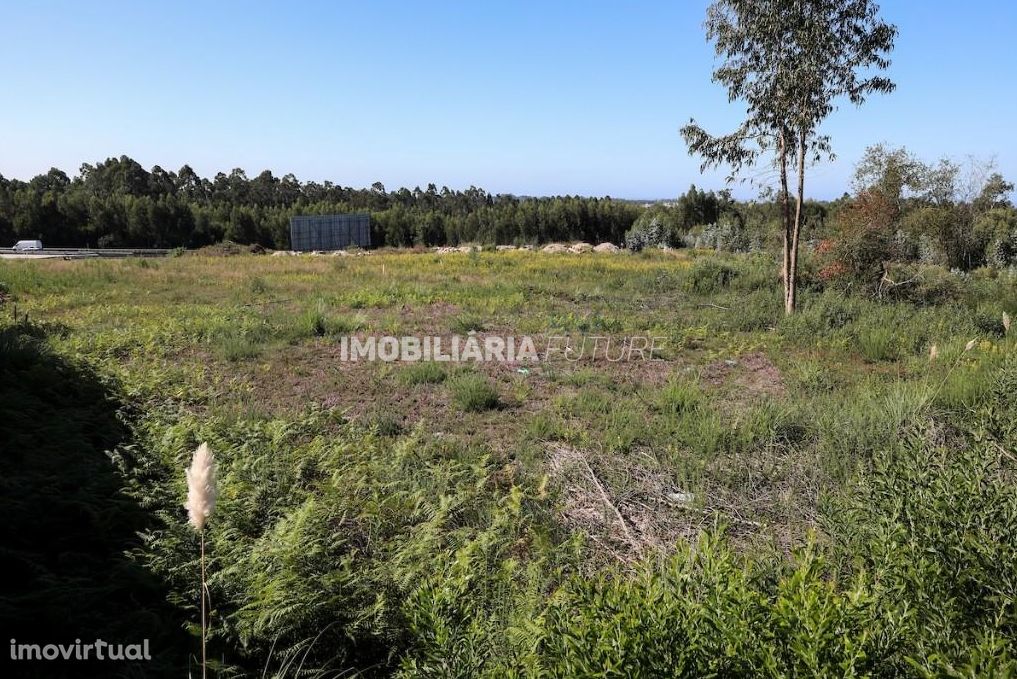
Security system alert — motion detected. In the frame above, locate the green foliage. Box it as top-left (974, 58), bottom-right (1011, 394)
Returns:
top-left (688, 217), bottom-right (764, 252)
top-left (0, 155), bottom-right (644, 249)
top-left (826, 397), bottom-right (1017, 673)
top-left (978, 207), bottom-right (1017, 268)
top-left (296, 300), bottom-right (362, 338)
top-left (399, 361), bottom-right (448, 386)
top-left (217, 332), bottom-right (264, 361)
top-left (126, 410), bottom-right (549, 676)
top-left (657, 375), bottom-right (705, 415)
top-left (537, 536), bottom-right (887, 677)
top-left (450, 313), bottom-right (486, 334)
top-left (882, 263), bottom-right (963, 305)
top-left (624, 186), bottom-right (734, 251)
top-left (11, 250), bottom-right (1017, 676)
top-left (856, 324), bottom-right (899, 362)
top-left (683, 257), bottom-right (739, 293)
top-left (448, 372), bottom-right (501, 411)
top-left (624, 205), bottom-right (685, 251)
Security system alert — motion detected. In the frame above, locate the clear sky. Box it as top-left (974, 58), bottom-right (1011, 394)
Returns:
top-left (1, 1), bottom-right (1015, 199)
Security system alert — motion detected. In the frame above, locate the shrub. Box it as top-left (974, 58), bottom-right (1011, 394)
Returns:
top-left (879, 263), bottom-right (962, 305)
top-left (370, 410), bottom-right (404, 436)
top-left (826, 419), bottom-right (1017, 674)
top-left (537, 536), bottom-right (892, 676)
top-left (687, 217), bottom-right (763, 252)
top-left (728, 253), bottom-right (780, 292)
top-left (624, 207), bottom-right (684, 251)
top-left (683, 257), bottom-right (739, 293)
top-left (248, 276), bottom-right (268, 295)
top-left (299, 303), bottom-right (330, 337)
top-left (822, 190), bottom-right (899, 290)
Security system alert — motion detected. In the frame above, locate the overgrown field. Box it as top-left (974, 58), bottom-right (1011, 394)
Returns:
top-left (2, 250), bottom-right (1016, 676)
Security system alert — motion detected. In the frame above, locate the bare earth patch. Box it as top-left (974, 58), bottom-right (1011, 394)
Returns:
top-left (703, 350), bottom-right (786, 400)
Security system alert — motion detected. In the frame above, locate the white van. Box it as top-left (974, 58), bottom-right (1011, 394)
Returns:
top-left (13, 240), bottom-right (43, 251)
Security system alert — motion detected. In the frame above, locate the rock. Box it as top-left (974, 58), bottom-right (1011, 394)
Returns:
top-left (569, 242), bottom-right (594, 254)
top-left (496, 245), bottom-right (517, 251)
top-left (271, 250), bottom-right (290, 257)
top-left (542, 243), bottom-right (569, 254)
top-left (593, 242), bottom-right (621, 253)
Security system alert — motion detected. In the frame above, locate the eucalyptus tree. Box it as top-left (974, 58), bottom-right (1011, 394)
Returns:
top-left (682, 0), bottom-right (897, 313)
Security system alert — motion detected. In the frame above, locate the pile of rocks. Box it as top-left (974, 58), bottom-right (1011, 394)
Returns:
top-left (270, 249), bottom-right (370, 257)
top-left (539, 242), bottom-right (623, 254)
top-left (433, 245), bottom-right (478, 254)
top-left (268, 242), bottom-right (625, 257)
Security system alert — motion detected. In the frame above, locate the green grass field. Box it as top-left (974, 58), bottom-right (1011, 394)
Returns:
top-left (2, 249), bottom-right (1016, 676)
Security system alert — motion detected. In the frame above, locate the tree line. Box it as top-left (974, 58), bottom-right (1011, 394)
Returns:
top-left (0, 156), bottom-right (644, 249)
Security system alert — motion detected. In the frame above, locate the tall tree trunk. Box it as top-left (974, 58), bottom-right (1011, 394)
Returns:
top-left (787, 132), bottom-right (806, 315)
top-left (778, 131), bottom-right (792, 310)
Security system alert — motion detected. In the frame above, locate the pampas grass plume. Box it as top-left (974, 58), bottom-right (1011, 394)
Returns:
top-left (185, 442), bottom-right (217, 532)
top-left (1004, 312), bottom-right (1011, 334)
top-left (929, 344), bottom-right (938, 361)
top-left (185, 442), bottom-right (217, 679)
top-left (964, 338), bottom-right (977, 352)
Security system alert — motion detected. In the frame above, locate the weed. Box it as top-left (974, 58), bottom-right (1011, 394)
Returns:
top-left (450, 314), bottom-right (486, 333)
top-left (857, 325), bottom-right (899, 362)
top-left (448, 372), bottom-right (500, 411)
top-left (400, 361), bottom-right (447, 385)
top-left (658, 376), bottom-right (704, 415)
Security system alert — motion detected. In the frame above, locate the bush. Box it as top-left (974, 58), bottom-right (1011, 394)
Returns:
top-left (624, 207), bottom-right (684, 251)
top-left (879, 263), bottom-right (962, 305)
top-left (826, 417), bottom-right (1017, 673)
top-left (978, 207), bottom-right (1017, 268)
top-left (537, 536), bottom-right (892, 676)
top-left (682, 257), bottom-right (739, 293)
top-left (687, 217), bottom-right (763, 252)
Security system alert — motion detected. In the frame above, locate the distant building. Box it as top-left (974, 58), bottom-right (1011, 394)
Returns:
top-left (289, 214), bottom-right (371, 251)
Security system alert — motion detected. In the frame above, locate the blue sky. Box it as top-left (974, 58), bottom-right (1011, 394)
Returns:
top-left (1, 1), bottom-right (1015, 199)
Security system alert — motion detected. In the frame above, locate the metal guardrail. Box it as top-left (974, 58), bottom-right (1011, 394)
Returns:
top-left (0, 248), bottom-right (171, 258)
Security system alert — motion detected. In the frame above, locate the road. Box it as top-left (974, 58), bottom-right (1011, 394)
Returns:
top-left (0, 248), bottom-right (171, 260)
